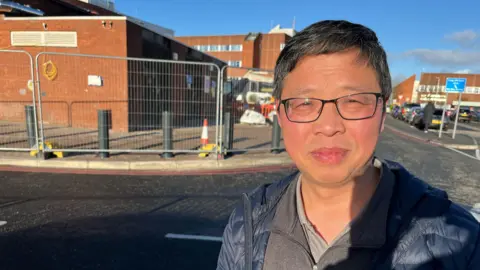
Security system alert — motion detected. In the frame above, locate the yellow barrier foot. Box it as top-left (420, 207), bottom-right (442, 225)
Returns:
top-left (29, 141), bottom-right (64, 159)
top-left (198, 144), bottom-right (217, 158)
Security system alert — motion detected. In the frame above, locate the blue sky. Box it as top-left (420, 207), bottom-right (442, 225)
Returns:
top-left (115, 0), bottom-right (480, 84)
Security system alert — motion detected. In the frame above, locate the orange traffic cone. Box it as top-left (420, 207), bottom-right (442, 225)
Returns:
top-left (201, 118), bottom-right (209, 145)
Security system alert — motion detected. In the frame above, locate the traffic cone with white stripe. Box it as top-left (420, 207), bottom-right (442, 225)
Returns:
top-left (201, 118), bottom-right (209, 146)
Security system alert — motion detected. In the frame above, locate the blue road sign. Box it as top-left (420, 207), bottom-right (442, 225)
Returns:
top-left (445, 78), bottom-right (467, 93)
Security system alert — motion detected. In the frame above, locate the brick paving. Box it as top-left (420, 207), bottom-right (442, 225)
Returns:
top-left (0, 120), bottom-right (285, 154)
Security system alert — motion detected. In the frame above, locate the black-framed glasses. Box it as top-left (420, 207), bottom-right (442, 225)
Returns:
top-left (280, 92), bottom-right (384, 123)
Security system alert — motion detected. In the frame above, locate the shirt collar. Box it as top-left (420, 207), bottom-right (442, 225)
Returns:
top-left (294, 157), bottom-right (396, 248)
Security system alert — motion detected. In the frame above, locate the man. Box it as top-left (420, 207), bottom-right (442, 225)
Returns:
top-left (423, 101), bottom-right (435, 133)
top-left (216, 20), bottom-right (479, 270)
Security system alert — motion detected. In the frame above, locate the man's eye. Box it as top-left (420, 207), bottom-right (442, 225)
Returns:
top-left (293, 101), bottom-right (312, 108)
top-left (346, 99), bottom-right (360, 103)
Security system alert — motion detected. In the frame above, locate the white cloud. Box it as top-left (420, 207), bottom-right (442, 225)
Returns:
top-left (403, 49), bottom-right (480, 67)
top-left (444, 30), bottom-right (478, 47)
top-left (454, 69), bottom-right (472, 74)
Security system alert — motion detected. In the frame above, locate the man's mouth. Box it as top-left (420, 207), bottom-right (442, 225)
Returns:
top-left (310, 147), bottom-right (349, 165)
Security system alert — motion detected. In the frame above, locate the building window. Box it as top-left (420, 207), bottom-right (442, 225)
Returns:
top-left (192, 44), bottom-right (243, 52)
top-left (230, 45), bottom-right (242, 51)
top-left (280, 43), bottom-right (286, 50)
top-left (228, 61), bottom-right (242, 67)
top-left (219, 45), bottom-right (229, 51)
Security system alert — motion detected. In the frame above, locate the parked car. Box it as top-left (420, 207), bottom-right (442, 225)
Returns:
top-left (413, 109), bottom-right (449, 131)
top-left (472, 111), bottom-right (480, 122)
top-left (404, 106), bottom-right (422, 125)
top-left (450, 109), bottom-right (473, 123)
top-left (392, 105), bottom-right (402, 119)
top-left (400, 103), bottom-right (421, 121)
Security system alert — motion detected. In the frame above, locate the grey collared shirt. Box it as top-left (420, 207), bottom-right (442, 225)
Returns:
top-left (295, 158), bottom-right (393, 264)
top-left (296, 175), bottom-right (348, 262)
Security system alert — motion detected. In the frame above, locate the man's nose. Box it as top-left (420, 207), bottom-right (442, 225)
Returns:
top-left (311, 102), bottom-right (346, 137)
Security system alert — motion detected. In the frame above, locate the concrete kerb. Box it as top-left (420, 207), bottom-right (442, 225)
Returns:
top-left (384, 124), bottom-right (480, 150)
top-left (0, 155), bottom-right (294, 172)
top-left (440, 144), bottom-right (479, 150)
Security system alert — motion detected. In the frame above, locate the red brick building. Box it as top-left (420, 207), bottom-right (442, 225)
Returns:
top-left (392, 74), bottom-right (416, 104)
top-left (393, 72), bottom-right (480, 109)
top-left (418, 73), bottom-right (480, 107)
top-left (0, 0), bottom-right (226, 132)
top-left (175, 25), bottom-right (295, 78)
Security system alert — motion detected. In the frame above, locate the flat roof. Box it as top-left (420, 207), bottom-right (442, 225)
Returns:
top-left (2, 15), bottom-right (225, 65)
top-left (3, 15), bottom-right (126, 20)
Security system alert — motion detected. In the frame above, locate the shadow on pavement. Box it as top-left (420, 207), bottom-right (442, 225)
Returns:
top-left (0, 212), bottom-right (225, 270)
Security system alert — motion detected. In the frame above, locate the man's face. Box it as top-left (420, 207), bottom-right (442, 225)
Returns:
top-left (278, 49), bottom-right (386, 185)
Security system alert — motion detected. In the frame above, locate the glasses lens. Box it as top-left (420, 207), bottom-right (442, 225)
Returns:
top-left (285, 98), bottom-right (323, 122)
top-left (337, 93), bottom-right (380, 119)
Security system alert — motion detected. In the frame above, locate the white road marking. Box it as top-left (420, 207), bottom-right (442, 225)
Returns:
top-left (165, 233), bottom-right (223, 242)
top-left (467, 136), bottom-right (480, 159)
top-left (463, 135), bottom-right (480, 160)
top-left (438, 132), bottom-right (480, 160)
top-left (0, 221), bottom-right (7, 227)
top-left (471, 136), bottom-right (480, 160)
top-left (445, 147), bottom-right (479, 161)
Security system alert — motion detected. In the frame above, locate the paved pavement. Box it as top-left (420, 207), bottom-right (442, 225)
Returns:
top-left (1, 120), bottom-right (284, 153)
top-left (0, 123), bottom-right (479, 270)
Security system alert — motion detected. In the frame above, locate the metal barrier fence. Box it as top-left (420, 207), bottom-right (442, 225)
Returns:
top-left (220, 66), bottom-right (284, 153)
top-left (35, 52), bottom-right (221, 154)
top-left (0, 51), bottom-right (285, 157)
top-left (0, 50), bottom-right (39, 152)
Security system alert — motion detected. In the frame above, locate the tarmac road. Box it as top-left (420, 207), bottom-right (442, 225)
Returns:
top-left (0, 126), bottom-right (478, 270)
top-left (385, 115), bottom-right (480, 160)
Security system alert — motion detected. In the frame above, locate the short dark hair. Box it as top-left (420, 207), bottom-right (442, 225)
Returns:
top-left (273, 20), bottom-right (391, 101)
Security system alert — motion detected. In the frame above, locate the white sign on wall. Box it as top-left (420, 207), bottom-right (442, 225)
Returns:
top-left (417, 84), bottom-right (480, 94)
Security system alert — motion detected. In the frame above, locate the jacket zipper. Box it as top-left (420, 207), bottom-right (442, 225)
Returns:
top-left (243, 193), bottom-right (253, 270)
top-left (270, 228), bottom-right (315, 267)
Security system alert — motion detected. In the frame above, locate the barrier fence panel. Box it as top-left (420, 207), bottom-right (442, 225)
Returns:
top-left (35, 52), bottom-right (221, 154)
top-left (0, 50), bottom-right (39, 152)
top-left (220, 66), bottom-right (285, 152)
